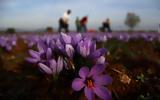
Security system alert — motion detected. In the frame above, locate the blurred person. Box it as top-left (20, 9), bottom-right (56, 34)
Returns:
top-left (100, 18), bottom-right (112, 32)
top-left (75, 17), bottom-right (81, 32)
top-left (80, 16), bottom-right (88, 32)
top-left (58, 9), bottom-right (71, 33)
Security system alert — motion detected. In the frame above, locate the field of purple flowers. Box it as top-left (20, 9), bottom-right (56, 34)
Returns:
top-left (0, 32), bottom-right (160, 100)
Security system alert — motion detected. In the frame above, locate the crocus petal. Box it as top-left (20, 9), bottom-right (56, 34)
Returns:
top-left (97, 56), bottom-right (105, 64)
top-left (38, 63), bottom-right (52, 74)
top-left (26, 57), bottom-right (39, 63)
top-left (79, 67), bottom-right (89, 79)
top-left (56, 56), bottom-right (63, 73)
top-left (29, 50), bottom-right (40, 59)
top-left (89, 64), bottom-right (105, 76)
top-left (84, 38), bottom-right (91, 48)
top-left (49, 59), bottom-right (57, 74)
top-left (46, 36), bottom-right (50, 46)
top-left (61, 33), bottom-right (71, 44)
top-left (93, 86), bottom-right (111, 100)
top-left (72, 78), bottom-right (85, 91)
top-left (37, 42), bottom-right (45, 53)
top-left (11, 41), bottom-right (16, 46)
top-left (84, 39), bottom-right (91, 55)
top-left (56, 39), bottom-right (64, 50)
top-left (93, 75), bottom-right (112, 85)
top-left (50, 40), bottom-right (55, 49)
top-left (90, 41), bottom-right (96, 53)
top-left (65, 44), bottom-right (74, 57)
top-left (91, 48), bottom-right (106, 58)
top-left (72, 33), bottom-right (82, 45)
top-left (0, 38), bottom-right (6, 47)
top-left (46, 48), bottom-right (52, 59)
top-left (78, 40), bottom-right (90, 57)
top-left (84, 87), bottom-right (94, 100)
top-left (79, 45), bottom-right (87, 57)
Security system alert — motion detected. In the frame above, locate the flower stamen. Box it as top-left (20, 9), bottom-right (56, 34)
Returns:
top-left (87, 80), bottom-right (94, 88)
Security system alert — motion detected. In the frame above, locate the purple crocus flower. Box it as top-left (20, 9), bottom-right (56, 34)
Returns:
top-left (60, 33), bottom-right (72, 44)
top-left (116, 34), bottom-right (130, 42)
top-left (96, 34), bottom-right (107, 42)
top-left (89, 48), bottom-right (107, 64)
top-left (77, 38), bottom-right (106, 64)
top-left (26, 47), bottom-right (52, 63)
top-left (0, 36), bottom-right (17, 51)
top-left (77, 38), bottom-right (93, 57)
top-left (55, 38), bottom-right (65, 51)
top-left (26, 35), bottom-right (39, 48)
top-left (71, 33), bottom-right (82, 45)
top-left (90, 48), bottom-right (106, 59)
top-left (38, 56), bottom-right (63, 75)
top-left (65, 44), bottom-right (74, 58)
top-left (72, 64), bottom-right (112, 100)
top-left (50, 39), bottom-right (56, 50)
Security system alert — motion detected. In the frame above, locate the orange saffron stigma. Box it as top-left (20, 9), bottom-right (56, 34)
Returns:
top-left (87, 80), bottom-right (94, 88)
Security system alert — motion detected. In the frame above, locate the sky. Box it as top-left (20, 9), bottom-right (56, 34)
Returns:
top-left (0, 0), bottom-right (160, 31)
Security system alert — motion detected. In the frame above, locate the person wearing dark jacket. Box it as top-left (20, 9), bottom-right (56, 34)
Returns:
top-left (100, 18), bottom-right (112, 32)
top-left (80, 16), bottom-right (88, 32)
top-left (75, 17), bottom-right (81, 32)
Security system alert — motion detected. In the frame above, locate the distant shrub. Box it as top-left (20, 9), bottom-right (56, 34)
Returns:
top-left (46, 27), bottom-right (54, 33)
top-left (6, 28), bottom-right (16, 34)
